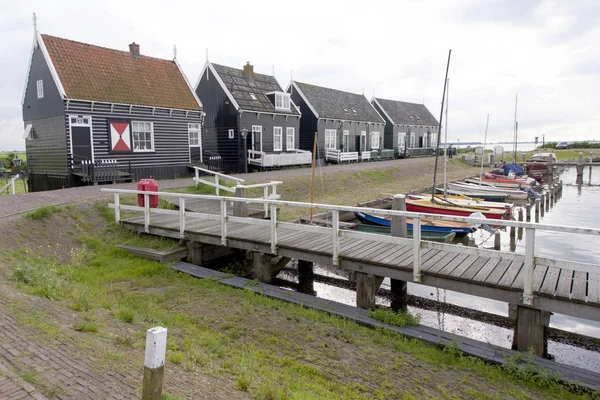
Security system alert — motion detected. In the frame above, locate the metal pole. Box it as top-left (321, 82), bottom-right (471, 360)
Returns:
top-left (432, 49), bottom-right (452, 201)
top-left (443, 78), bottom-right (449, 198)
top-left (479, 114), bottom-right (490, 184)
top-left (309, 132), bottom-right (318, 221)
top-left (513, 94), bottom-right (518, 163)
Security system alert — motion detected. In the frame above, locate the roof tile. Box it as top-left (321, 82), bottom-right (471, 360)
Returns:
top-left (374, 98), bottom-right (438, 126)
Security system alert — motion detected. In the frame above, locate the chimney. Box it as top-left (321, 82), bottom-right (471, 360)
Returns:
top-left (129, 42), bottom-right (140, 59)
top-left (243, 61), bottom-right (254, 84)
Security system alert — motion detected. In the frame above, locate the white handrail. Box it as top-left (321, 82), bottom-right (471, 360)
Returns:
top-left (192, 166), bottom-right (244, 196)
top-left (0, 174), bottom-right (19, 195)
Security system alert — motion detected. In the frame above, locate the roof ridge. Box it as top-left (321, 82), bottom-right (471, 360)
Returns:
top-left (211, 62), bottom-right (277, 80)
top-left (376, 97), bottom-right (425, 106)
top-left (295, 81), bottom-right (364, 97)
top-left (41, 33), bottom-right (175, 64)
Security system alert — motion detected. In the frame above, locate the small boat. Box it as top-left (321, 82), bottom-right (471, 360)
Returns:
top-left (405, 198), bottom-right (509, 220)
top-left (407, 194), bottom-right (513, 210)
top-left (464, 177), bottom-right (534, 189)
top-left (350, 223), bottom-right (457, 243)
top-left (354, 211), bottom-right (473, 237)
top-left (447, 182), bottom-right (529, 200)
top-left (435, 187), bottom-right (508, 202)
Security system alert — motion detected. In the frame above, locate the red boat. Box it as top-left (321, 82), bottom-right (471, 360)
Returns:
top-left (406, 198), bottom-right (510, 220)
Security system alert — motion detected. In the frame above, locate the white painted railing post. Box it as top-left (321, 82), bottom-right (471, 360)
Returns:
top-left (179, 197), bottom-right (186, 238)
top-left (264, 186), bottom-right (269, 217)
top-left (332, 210), bottom-right (340, 266)
top-left (413, 217), bottom-right (422, 282)
top-left (194, 168), bottom-right (199, 187)
top-left (220, 198), bottom-right (227, 246)
top-left (10, 178), bottom-right (15, 195)
top-left (114, 193), bottom-right (120, 223)
top-left (142, 326), bottom-right (167, 400)
top-left (523, 228), bottom-right (535, 306)
top-left (144, 194), bottom-right (150, 233)
top-left (215, 175), bottom-right (220, 196)
top-left (270, 203), bottom-right (278, 254)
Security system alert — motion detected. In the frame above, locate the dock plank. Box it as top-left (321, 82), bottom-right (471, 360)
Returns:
top-left (555, 269), bottom-right (574, 300)
top-left (539, 266), bottom-right (560, 296)
top-left (514, 265), bottom-right (548, 292)
top-left (378, 246), bottom-right (412, 265)
top-left (571, 271), bottom-right (587, 302)
top-left (421, 250), bottom-right (452, 272)
top-left (497, 261), bottom-right (523, 289)
top-left (472, 258), bottom-right (501, 283)
top-left (457, 257), bottom-right (490, 281)
top-left (588, 274), bottom-right (599, 303)
top-left (435, 253), bottom-right (470, 277)
top-left (424, 252), bottom-right (460, 275)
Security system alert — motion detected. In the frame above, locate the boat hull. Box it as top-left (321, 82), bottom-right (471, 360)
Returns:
top-left (354, 211), bottom-right (473, 237)
top-left (435, 188), bottom-right (508, 202)
top-left (405, 202), bottom-right (505, 220)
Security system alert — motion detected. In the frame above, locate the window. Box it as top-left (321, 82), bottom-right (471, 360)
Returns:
top-left (275, 92), bottom-right (291, 111)
top-left (36, 80), bottom-right (43, 99)
top-left (286, 127), bottom-right (295, 150)
top-left (252, 125), bottom-right (262, 152)
top-left (410, 133), bottom-right (415, 148)
top-left (398, 132), bottom-right (407, 148)
top-left (228, 129), bottom-right (235, 139)
top-left (324, 129), bottom-right (336, 149)
top-left (342, 130), bottom-right (349, 152)
top-left (360, 131), bottom-right (367, 151)
top-left (370, 132), bottom-right (380, 149)
top-left (250, 93), bottom-right (257, 100)
top-left (188, 123), bottom-right (200, 146)
top-left (70, 116), bottom-right (90, 125)
top-left (132, 121), bottom-right (154, 152)
top-left (273, 127), bottom-right (283, 151)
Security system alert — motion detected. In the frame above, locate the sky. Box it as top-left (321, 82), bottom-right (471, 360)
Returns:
top-left (1, 0), bottom-right (599, 151)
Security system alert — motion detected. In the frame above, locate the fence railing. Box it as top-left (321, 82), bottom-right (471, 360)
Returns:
top-left (81, 159), bottom-right (124, 183)
top-left (325, 149), bottom-right (359, 163)
top-left (247, 149), bottom-right (312, 168)
top-left (101, 189), bottom-right (600, 307)
top-left (0, 174), bottom-right (19, 195)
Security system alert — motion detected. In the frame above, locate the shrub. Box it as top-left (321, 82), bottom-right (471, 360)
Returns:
top-left (26, 205), bottom-right (61, 220)
top-left (368, 308), bottom-right (421, 327)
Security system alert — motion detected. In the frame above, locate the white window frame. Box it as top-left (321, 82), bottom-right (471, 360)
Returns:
top-left (275, 92), bottom-right (291, 111)
top-left (36, 80), bottom-right (44, 99)
top-left (324, 129), bottom-right (337, 150)
top-left (228, 129), bottom-right (235, 139)
top-left (188, 123), bottom-right (200, 147)
top-left (430, 132), bottom-right (437, 148)
top-left (398, 132), bottom-right (407, 149)
top-left (361, 131), bottom-right (367, 152)
top-left (68, 114), bottom-right (95, 165)
top-left (273, 126), bottom-right (283, 151)
top-left (370, 131), bottom-right (380, 150)
top-left (132, 121), bottom-right (155, 152)
top-left (252, 125), bottom-right (262, 152)
top-left (342, 130), bottom-right (349, 152)
top-left (286, 127), bottom-right (295, 150)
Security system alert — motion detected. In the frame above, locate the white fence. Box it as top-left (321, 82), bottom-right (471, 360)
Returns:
top-left (0, 174), bottom-right (19, 195)
top-left (325, 149), bottom-right (359, 163)
top-left (102, 189), bottom-right (600, 308)
top-left (247, 150), bottom-right (312, 168)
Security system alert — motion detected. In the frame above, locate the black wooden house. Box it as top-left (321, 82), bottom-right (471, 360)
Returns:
top-left (371, 98), bottom-right (439, 158)
top-left (287, 81), bottom-right (388, 162)
top-left (21, 32), bottom-right (203, 191)
top-left (195, 61), bottom-right (308, 173)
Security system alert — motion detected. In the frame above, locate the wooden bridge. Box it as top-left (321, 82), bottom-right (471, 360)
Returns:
top-left (101, 188), bottom-right (600, 357)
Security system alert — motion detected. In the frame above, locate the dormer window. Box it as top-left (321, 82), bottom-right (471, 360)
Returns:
top-left (275, 92), bottom-right (290, 111)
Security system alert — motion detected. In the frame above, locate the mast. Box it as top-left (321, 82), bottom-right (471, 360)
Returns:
top-left (479, 114), bottom-right (490, 185)
top-left (443, 78), bottom-right (449, 198)
top-left (431, 49), bottom-right (452, 201)
top-left (309, 132), bottom-right (318, 221)
top-left (513, 94), bottom-right (518, 162)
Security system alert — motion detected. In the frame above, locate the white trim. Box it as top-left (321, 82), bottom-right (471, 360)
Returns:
top-left (239, 110), bottom-right (300, 119)
top-left (65, 98), bottom-right (202, 116)
top-left (324, 129), bottom-right (337, 150)
top-left (195, 61), bottom-right (240, 110)
top-left (318, 118), bottom-right (385, 126)
top-left (342, 129), bottom-right (349, 152)
top-left (68, 114), bottom-right (94, 166)
top-left (21, 33), bottom-right (37, 106)
top-left (370, 131), bottom-right (380, 149)
top-left (372, 98), bottom-right (395, 124)
top-left (36, 32), bottom-right (67, 98)
top-left (174, 58), bottom-right (203, 110)
top-left (287, 81), bottom-right (319, 119)
top-left (188, 123), bottom-right (201, 147)
top-left (131, 121), bottom-right (155, 152)
top-left (252, 125), bottom-right (263, 152)
top-left (286, 127), bottom-right (295, 150)
top-left (22, 124), bottom-right (33, 140)
top-left (274, 92), bottom-right (291, 111)
top-left (273, 126), bottom-right (283, 151)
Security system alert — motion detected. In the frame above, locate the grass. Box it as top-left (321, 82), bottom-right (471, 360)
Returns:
top-left (26, 205), bottom-right (62, 220)
top-left (369, 308), bottom-right (421, 327)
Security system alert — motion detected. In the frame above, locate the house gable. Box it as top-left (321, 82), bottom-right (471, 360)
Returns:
top-left (374, 97), bottom-right (438, 127)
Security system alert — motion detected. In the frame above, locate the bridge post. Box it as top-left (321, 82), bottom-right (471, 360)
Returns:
top-left (233, 187), bottom-right (248, 217)
top-left (576, 152), bottom-right (584, 177)
top-left (252, 253), bottom-right (273, 283)
top-left (493, 231), bottom-right (501, 250)
top-left (510, 305), bottom-right (551, 357)
top-left (534, 199), bottom-right (540, 222)
top-left (390, 194), bottom-right (408, 311)
top-left (540, 193), bottom-right (545, 217)
top-left (525, 203), bottom-right (531, 221)
top-left (356, 273), bottom-right (384, 309)
top-left (548, 186), bottom-right (554, 208)
top-left (545, 188), bottom-right (550, 210)
top-left (297, 259), bottom-right (315, 295)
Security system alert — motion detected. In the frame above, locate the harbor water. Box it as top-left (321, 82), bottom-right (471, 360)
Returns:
top-left (276, 166), bottom-right (600, 372)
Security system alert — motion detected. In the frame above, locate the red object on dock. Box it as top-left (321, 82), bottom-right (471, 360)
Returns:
top-left (137, 179), bottom-right (159, 208)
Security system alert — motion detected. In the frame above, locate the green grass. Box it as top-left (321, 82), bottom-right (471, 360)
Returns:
top-left (26, 205), bottom-right (62, 220)
top-left (369, 308), bottom-right (421, 327)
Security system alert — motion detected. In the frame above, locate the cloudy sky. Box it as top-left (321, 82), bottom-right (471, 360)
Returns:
top-left (1, 0), bottom-right (599, 151)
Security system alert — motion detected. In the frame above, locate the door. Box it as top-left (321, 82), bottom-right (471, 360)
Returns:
top-left (69, 115), bottom-right (93, 169)
top-left (342, 130), bottom-right (349, 152)
top-left (360, 131), bottom-right (366, 152)
top-left (251, 125), bottom-right (262, 159)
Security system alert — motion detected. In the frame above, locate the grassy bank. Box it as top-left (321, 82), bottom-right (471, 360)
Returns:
top-left (0, 162), bottom-right (595, 399)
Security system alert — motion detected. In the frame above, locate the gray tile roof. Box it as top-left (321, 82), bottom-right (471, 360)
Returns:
top-left (374, 98), bottom-right (438, 126)
top-left (212, 63), bottom-right (299, 115)
top-left (293, 81), bottom-right (384, 123)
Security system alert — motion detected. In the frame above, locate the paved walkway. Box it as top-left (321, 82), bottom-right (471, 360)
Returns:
top-left (0, 158), bottom-right (437, 219)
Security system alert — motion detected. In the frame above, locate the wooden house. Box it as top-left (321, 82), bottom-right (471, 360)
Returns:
top-left (371, 98), bottom-right (439, 158)
top-left (287, 81), bottom-right (388, 162)
top-left (195, 61), bottom-right (309, 173)
top-left (21, 31), bottom-right (203, 192)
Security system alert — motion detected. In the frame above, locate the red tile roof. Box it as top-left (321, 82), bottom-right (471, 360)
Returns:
top-left (41, 34), bottom-right (201, 111)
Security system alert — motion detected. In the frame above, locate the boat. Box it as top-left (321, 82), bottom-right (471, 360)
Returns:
top-left (464, 177), bottom-right (535, 188)
top-left (405, 198), bottom-right (509, 220)
top-left (349, 223), bottom-right (457, 243)
top-left (447, 182), bottom-right (529, 200)
top-left (354, 211), bottom-right (473, 237)
top-left (407, 194), bottom-right (513, 210)
top-left (435, 187), bottom-right (508, 202)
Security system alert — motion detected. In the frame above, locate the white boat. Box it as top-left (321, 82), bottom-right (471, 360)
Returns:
top-left (447, 182), bottom-right (529, 200)
top-left (408, 194), bottom-right (513, 210)
top-left (463, 178), bottom-right (536, 188)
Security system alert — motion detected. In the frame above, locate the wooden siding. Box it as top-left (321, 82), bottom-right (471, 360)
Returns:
top-left (288, 86), bottom-right (317, 151)
top-left (64, 100), bottom-right (202, 168)
top-left (239, 112), bottom-right (300, 153)
top-left (25, 116), bottom-right (68, 173)
top-left (372, 101), bottom-right (394, 150)
top-left (22, 45), bottom-right (64, 121)
top-left (317, 119), bottom-right (386, 159)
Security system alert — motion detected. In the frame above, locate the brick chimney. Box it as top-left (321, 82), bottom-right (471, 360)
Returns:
top-left (129, 42), bottom-right (140, 59)
top-left (243, 61), bottom-right (254, 84)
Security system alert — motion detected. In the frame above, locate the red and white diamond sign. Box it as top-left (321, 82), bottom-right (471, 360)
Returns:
top-left (110, 121), bottom-right (131, 152)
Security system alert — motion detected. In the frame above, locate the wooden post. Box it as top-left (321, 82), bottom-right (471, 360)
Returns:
top-left (494, 231), bottom-right (501, 250)
top-left (252, 252), bottom-right (272, 283)
top-left (356, 273), bottom-right (384, 309)
top-left (142, 327), bottom-right (167, 400)
top-left (233, 187), bottom-right (248, 218)
top-left (518, 208), bottom-right (523, 222)
top-left (297, 259), bottom-right (315, 295)
top-left (540, 193), bottom-right (545, 217)
top-left (548, 186), bottom-right (553, 207)
top-left (545, 188), bottom-right (550, 210)
top-left (511, 306), bottom-right (550, 357)
top-left (534, 198), bottom-right (540, 223)
top-left (521, 153), bottom-right (526, 162)
top-left (525, 203), bottom-right (531, 221)
top-left (390, 194), bottom-right (408, 311)
top-left (576, 152), bottom-right (584, 177)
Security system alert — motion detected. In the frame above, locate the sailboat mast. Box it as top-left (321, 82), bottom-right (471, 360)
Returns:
top-left (479, 114), bottom-right (490, 185)
top-left (443, 78), bottom-right (449, 198)
top-left (513, 94), bottom-right (518, 162)
top-left (431, 49), bottom-right (452, 201)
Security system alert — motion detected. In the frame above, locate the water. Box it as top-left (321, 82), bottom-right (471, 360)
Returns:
top-left (275, 166), bottom-right (600, 372)
top-left (450, 142), bottom-right (539, 153)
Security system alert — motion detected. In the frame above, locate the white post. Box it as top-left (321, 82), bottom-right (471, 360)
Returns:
top-left (144, 194), bottom-right (150, 233)
top-left (264, 186), bottom-right (269, 218)
top-left (142, 326), bottom-right (167, 400)
top-left (10, 178), bottom-right (15, 195)
top-left (114, 192), bottom-right (120, 223)
top-left (215, 174), bottom-right (220, 196)
top-left (413, 217), bottom-right (422, 282)
top-left (270, 203), bottom-right (277, 254)
top-left (523, 228), bottom-right (535, 306)
top-left (332, 210), bottom-right (340, 266)
top-left (179, 197), bottom-right (186, 238)
top-left (220, 198), bottom-right (227, 246)
top-left (194, 168), bottom-right (199, 187)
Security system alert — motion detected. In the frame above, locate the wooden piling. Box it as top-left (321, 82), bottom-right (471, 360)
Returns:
top-left (525, 203), bottom-right (531, 221)
top-left (511, 305), bottom-right (550, 357)
top-left (494, 231), bottom-right (501, 250)
top-left (549, 186), bottom-right (554, 207)
top-left (545, 189), bottom-right (550, 210)
top-left (297, 259), bottom-right (315, 295)
top-left (535, 198), bottom-right (540, 222)
top-left (518, 208), bottom-right (523, 222)
top-left (356, 273), bottom-right (384, 309)
top-left (390, 194), bottom-right (408, 311)
top-left (233, 187), bottom-right (248, 217)
top-left (540, 194), bottom-right (545, 217)
top-left (142, 327), bottom-right (167, 400)
top-left (577, 152), bottom-right (584, 177)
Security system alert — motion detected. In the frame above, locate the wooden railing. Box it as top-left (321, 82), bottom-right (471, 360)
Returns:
top-left (101, 189), bottom-right (600, 308)
top-left (0, 174), bottom-right (19, 195)
top-left (325, 149), bottom-right (359, 163)
top-left (247, 149), bottom-right (312, 167)
top-left (80, 159), bottom-right (126, 183)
